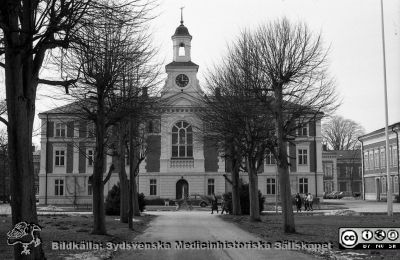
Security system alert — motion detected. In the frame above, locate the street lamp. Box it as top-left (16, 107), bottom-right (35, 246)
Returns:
top-left (379, 0), bottom-right (392, 216)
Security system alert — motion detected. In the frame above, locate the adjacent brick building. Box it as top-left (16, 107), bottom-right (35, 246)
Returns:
top-left (359, 122), bottom-right (400, 201)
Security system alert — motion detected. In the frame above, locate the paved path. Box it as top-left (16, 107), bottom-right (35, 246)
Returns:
top-left (116, 211), bottom-right (316, 260)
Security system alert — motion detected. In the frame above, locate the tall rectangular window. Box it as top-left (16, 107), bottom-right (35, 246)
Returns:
top-left (364, 152), bottom-right (369, 170)
top-left (266, 178), bottom-right (276, 195)
top-left (298, 149), bottom-right (308, 165)
top-left (345, 167), bottom-right (352, 177)
top-left (207, 179), bottom-right (215, 196)
top-left (381, 177), bottom-right (386, 193)
top-left (55, 179), bottom-right (64, 196)
top-left (381, 148), bottom-right (386, 168)
top-left (374, 149), bottom-right (379, 169)
top-left (369, 151), bottom-right (374, 170)
top-left (88, 181), bottom-right (92, 195)
top-left (55, 150), bottom-right (65, 166)
top-left (299, 178), bottom-right (308, 194)
top-left (55, 123), bottom-right (66, 137)
top-left (324, 163), bottom-right (333, 177)
top-left (149, 179), bottom-right (157, 196)
top-left (393, 147), bottom-right (398, 167)
top-left (265, 150), bottom-right (275, 165)
top-left (88, 149), bottom-right (94, 167)
top-left (389, 146), bottom-right (393, 166)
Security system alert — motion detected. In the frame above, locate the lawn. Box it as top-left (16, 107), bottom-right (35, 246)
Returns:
top-left (0, 214), bottom-right (154, 260)
top-left (220, 212), bottom-right (400, 260)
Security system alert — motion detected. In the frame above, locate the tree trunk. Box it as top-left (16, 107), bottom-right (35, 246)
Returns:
top-left (117, 124), bottom-right (129, 223)
top-left (128, 167), bottom-right (134, 229)
top-left (132, 175), bottom-right (140, 216)
top-left (5, 41), bottom-right (46, 258)
top-left (275, 85), bottom-right (296, 233)
top-left (231, 155), bottom-right (242, 215)
top-left (92, 105), bottom-right (107, 235)
top-left (247, 158), bottom-right (260, 221)
top-left (132, 137), bottom-right (140, 216)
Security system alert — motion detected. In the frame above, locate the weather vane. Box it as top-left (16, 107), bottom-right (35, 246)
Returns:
top-left (180, 6), bottom-right (185, 25)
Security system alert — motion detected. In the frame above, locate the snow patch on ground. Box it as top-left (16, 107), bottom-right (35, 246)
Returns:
top-left (328, 250), bottom-right (369, 260)
top-left (38, 205), bottom-right (65, 211)
top-left (333, 210), bottom-right (360, 216)
top-left (64, 250), bottom-right (113, 260)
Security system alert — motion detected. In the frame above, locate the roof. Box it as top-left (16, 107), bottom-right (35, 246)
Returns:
top-left (322, 149), bottom-right (361, 160)
top-left (165, 61), bottom-right (199, 70)
top-left (359, 122), bottom-right (400, 140)
top-left (39, 102), bottom-right (84, 115)
top-left (173, 23), bottom-right (191, 37)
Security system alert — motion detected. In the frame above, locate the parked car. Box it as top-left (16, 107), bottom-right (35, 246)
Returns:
top-left (187, 194), bottom-right (209, 207)
top-left (336, 191), bottom-right (353, 199)
top-left (326, 191), bottom-right (341, 199)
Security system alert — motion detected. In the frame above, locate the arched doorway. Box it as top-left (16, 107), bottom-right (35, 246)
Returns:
top-left (176, 179), bottom-right (189, 199)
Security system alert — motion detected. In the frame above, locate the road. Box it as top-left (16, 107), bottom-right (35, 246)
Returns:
top-left (116, 211), bottom-right (316, 260)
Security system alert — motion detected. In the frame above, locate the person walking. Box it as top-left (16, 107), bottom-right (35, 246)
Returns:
top-left (307, 193), bottom-right (314, 211)
top-left (211, 194), bottom-right (218, 214)
top-left (220, 198), bottom-right (227, 214)
top-left (303, 193), bottom-right (308, 211)
top-left (295, 193), bottom-right (302, 212)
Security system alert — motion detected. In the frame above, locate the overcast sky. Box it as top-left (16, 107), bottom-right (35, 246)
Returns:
top-left (148, 0), bottom-right (400, 131)
top-left (5, 0), bottom-right (399, 147)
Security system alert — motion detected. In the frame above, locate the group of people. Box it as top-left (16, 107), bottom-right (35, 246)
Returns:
top-left (294, 193), bottom-right (314, 212)
top-left (210, 194), bottom-right (228, 214)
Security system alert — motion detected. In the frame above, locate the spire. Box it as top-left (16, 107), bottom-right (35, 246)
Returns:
top-left (180, 6), bottom-right (184, 25)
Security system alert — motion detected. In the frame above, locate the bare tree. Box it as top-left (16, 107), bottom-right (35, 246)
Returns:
top-left (198, 41), bottom-right (275, 220)
top-left (57, 1), bottom-right (157, 234)
top-left (0, 129), bottom-right (8, 203)
top-left (0, 1), bottom-right (91, 257)
top-left (322, 115), bottom-right (365, 150)
top-left (243, 18), bottom-right (338, 233)
top-left (0, 100), bottom-right (7, 126)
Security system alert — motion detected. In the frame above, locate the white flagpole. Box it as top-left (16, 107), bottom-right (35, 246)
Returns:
top-left (380, 0), bottom-right (392, 216)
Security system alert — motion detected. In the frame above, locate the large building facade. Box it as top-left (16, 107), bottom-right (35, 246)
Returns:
top-left (359, 123), bottom-right (400, 201)
top-left (37, 21), bottom-right (324, 205)
top-left (322, 149), bottom-right (362, 195)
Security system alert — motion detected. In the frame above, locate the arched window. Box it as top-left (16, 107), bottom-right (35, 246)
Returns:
top-left (172, 121), bottom-right (193, 158)
top-left (178, 42), bottom-right (185, 56)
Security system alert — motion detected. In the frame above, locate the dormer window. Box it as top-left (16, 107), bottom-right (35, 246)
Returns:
top-left (179, 42), bottom-right (185, 56)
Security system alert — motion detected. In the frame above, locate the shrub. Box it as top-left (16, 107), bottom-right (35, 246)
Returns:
top-left (144, 198), bottom-right (165, 206)
top-left (105, 184), bottom-right (120, 215)
top-left (105, 183), bottom-right (146, 215)
top-left (223, 184), bottom-right (264, 215)
top-left (138, 193), bottom-right (146, 212)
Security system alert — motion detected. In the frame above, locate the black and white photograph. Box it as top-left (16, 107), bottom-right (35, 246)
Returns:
top-left (0, 0), bottom-right (400, 259)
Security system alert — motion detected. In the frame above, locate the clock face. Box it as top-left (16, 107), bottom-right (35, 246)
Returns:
top-left (175, 74), bottom-right (189, 88)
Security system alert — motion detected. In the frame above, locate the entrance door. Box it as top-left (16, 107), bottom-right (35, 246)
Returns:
top-left (376, 178), bottom-right (381, 201)
top-left (176, 179), bottom-right (189, 199)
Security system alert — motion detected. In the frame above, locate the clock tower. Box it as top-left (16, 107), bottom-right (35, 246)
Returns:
top-left (161, 13), bottom-right (203, 97)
